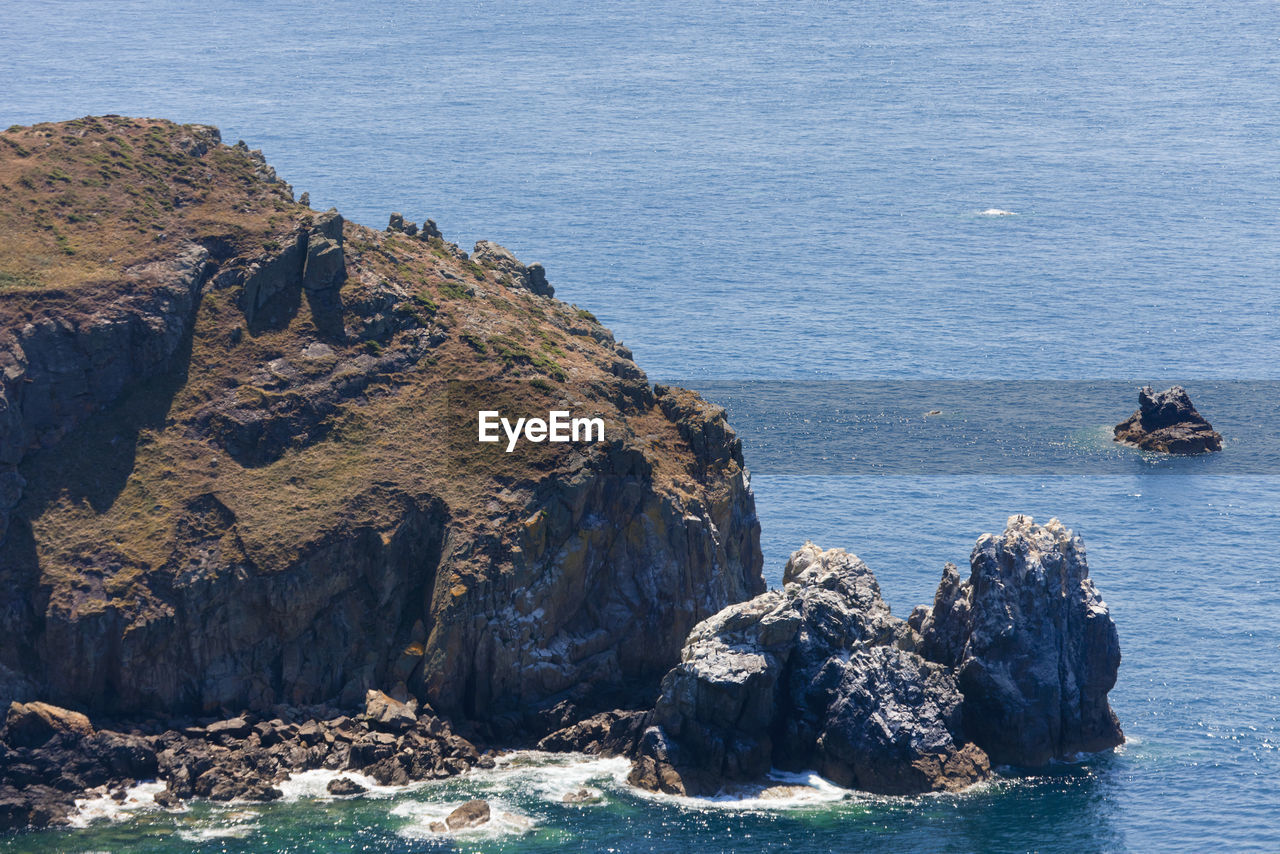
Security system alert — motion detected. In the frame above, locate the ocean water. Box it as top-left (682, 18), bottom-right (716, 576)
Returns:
top-left (3, 1), bottom-right (1279, 851)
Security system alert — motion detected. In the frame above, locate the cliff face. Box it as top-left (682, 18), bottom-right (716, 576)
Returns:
top-left (0, 117), bottom-right (763, 729)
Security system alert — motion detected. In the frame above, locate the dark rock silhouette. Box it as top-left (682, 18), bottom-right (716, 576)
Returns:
top-left (1114, 385), bottom-right (1221, 454)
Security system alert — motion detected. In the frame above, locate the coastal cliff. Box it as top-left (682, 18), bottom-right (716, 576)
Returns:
top-left (0, 117), bottom-right (763, 734)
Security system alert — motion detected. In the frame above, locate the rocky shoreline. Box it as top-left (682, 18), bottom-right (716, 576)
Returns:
top-left (2, 515), bottom-right (1123, 832)
top-left (0, 119), bottom-right (1123, 836)
top-left (0, 689), bottom-right (489, 829)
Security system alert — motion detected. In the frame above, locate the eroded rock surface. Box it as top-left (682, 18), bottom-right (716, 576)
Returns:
top-left (912, 515), bottom-right (1124, 766)
top-left (1113, 385), bottom-right (1222, 454)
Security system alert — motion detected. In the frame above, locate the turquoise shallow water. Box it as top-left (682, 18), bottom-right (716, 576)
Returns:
top-left (3, 1), bottom-right (1279, 850)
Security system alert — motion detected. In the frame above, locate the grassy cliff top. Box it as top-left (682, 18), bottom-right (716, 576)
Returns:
top-left (0, 117), bottom-right (742, 622)
top-left (0, 116), bottom-right (294, 313)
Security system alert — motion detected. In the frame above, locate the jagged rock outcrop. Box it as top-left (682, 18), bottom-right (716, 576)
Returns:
top-left (0, 117), bottom-right (763, 743)
top-left (537, 708), bottom-right (651, 756)
top-left (629, 544), bottom-right (990, 796)
top-left (1113, 385), bottom-right (1221, 454)
top-left (472, 240), bottom-right (555, 297)
top-left (912, 515), bottom-right (1124, 766)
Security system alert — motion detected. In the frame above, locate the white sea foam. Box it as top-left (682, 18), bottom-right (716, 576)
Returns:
top-left (392, 797), bottom-right (538, 840)
top-left (176, 810), bottom-right (259, 842)
top-left (276, 767), bottom-right (409, 801)
top-left (630, 767), bottom-right (853, 811)
top-left (68, 780), bottom-right (168, 827)
top-left (486, 751), bottom-right (630, 804)
top-left (977, 208), bottom-right (1017, 216)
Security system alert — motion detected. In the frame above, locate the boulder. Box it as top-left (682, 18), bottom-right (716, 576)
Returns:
top-left (364, 689), bottom-right (418, 731)
top-left (3, 701), bottom-right (93, 748)
top-left (326, 776), bottom-right (367, 796)
top-left (1113, 385), bottom-right (1221, 454)
top-left (204, 716), bottom-right (252, 740)
top-left (445, 798), bottom-right (491, 829)
top-left (913, 515), bottom-right (1124, 766)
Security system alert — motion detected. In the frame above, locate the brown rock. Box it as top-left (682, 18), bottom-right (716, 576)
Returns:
top-left (4, 701), bottom-right (93, 747)
top-left (326, 776), bottom-right (367, 796)
top-left (445, 798), bottom-right (491, 830)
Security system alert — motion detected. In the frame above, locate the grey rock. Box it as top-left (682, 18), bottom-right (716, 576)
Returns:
top-left (387, 212), bottom-right (416, 235)
top-left (914, 515), bottom-right (1124, 766)
top-left (537, 709), bottom-right (650, 756)
top-left (472, 240), bottom-right (554, 297)
top-left (1114, 385), bottom-right (1221, 454)
top-left (638, 543), bottom-right (988, 796)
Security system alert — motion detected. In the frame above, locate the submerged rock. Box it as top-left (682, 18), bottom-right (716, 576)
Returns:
top-left (326, 776), bottom-right (367, 796)
top-left (632, 544), bottom-right (990, 796)
top-left (445, 799), bottom-right (491, 830)
top-left (1113, 385), bottom-right (1221, 454)
top-left (913, 515), bottom-right (1124, 766)
top-left (562, 787), bottom-right (602, 804)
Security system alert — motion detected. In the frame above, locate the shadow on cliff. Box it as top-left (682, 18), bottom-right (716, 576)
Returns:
top-left (16, 324), bottom-right (196, 518)
top-left (0, 326), bottom-right (197, 702)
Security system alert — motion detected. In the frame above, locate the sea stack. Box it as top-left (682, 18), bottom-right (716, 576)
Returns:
top-left (617, 516), bottom-right (1123, 796)
top-left (1113, 385), bottom-right (1222, 454)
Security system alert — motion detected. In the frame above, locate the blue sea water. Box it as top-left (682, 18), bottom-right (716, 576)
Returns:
top-left (3, 1), bottom-right (1280, 851)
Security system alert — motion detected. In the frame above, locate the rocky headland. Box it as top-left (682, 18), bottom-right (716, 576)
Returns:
top-left (0, 116), bottom-right (760, 828)
top-left (1114, 385), bottom-right (1222, 454)
top-left (0, 117), bottom-right (1122, 831)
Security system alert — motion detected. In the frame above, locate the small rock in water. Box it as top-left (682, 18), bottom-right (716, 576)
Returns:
top-left (326, 776), bottom-right (367, 796)
top-left (445, 799), bottom-right (491, 830)
top-left (1113, 385), bottom-right (1221, 454)
top-left (562, 787), bottom-right (602, 804)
